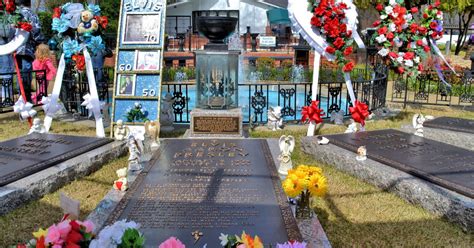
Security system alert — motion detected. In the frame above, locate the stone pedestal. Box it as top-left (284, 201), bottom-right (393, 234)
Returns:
top-left (186, 108), bottom-right (243, 138)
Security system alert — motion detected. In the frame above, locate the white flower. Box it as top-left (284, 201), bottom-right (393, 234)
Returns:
top-left (411, 41), bottom-right (417, 48)
top-left (414, 56), bottom-right (420, 64)
top-left (402, 23), bottom-right (409, 29)
top-left (385, 6), bottom-right (393, 15)
top-left (380, 15), bottom-right (387, 20)
top-left (437, 13), bottom-right (443, 19)
top-left (405, 14), bottom-right (413, 21)
top-left (394, 38), bottom-right (403, 47)
top-left (422, 38), bottom-right (428, 45)
top-left (405, 60), bottom-right (413, 67)
top-left (219, 233), bottom-right (229, 246)
top-left (389, 23), bottom-right (396, 32)
top-left (375, 35), bottom-right (387, 43)
top-left (389, 0), bottom-right (397, 6)
top-left (378, 48), bottom-right (389, 57)
top-left (396, 56), bottom-right (404, 63)
top-left (392, 12), bottom-right (398, 18)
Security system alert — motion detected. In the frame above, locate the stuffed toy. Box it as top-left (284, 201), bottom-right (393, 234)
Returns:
top-left (77, 9), bottom-right (98, 34)
top-left (113, 167), bottom-right (128, 191)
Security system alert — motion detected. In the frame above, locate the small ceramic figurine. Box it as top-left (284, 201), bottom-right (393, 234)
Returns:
top-left (356, 146), bottom-right (367, 161)
top-left (160, 93), bottom-right (175, 131)
top-left (412, 113), bottom-right (426, 137)
top-left (317, 136), bottom-right (330, 145)
top-left (28, 118), bottom-right (46, 134)
top-left (77, 9), bottom-right (98, 35)
top-left (144, 120), bottom-right (160, 149)
top-left (114, 119), bottom-right (130, 141)
top-left (268, 106), bottom-right (284, 131)
top-left (113, 167), bottom-right (128, 191)
top-left (127, 136), bottom-right (143, 171)
top-left (330, 110), bottom-right (345, 125)
top-left (345, 119), bottom-right (358, 133)
top-left (278, 135), bottom-right (295, 176)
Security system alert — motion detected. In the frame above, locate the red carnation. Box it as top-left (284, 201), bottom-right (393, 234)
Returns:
top-left (430, 22), bottom-right (438, 30)
top-left (416, 39), bottom-right (423, 46)
top-left (325, 46), bottom-right (336, 54)
top-left (66, 230), bottom-right (83, 244)
top-left (397, 67), bottom-right (405, 74)
top-left (386, 32), bottom-right (394, 40)
top-left (411, 7), bottom-right (418, 13)
top-left (311, 16), bottom-right (321, 27)
top-left (376, 4), bottom-right (383, 12)
top-left (418, 64), bottom-right (424, 72)
top-left (434, 0), bottom-right (441, 7)
top-left (339, 3), bottom-right (347, 9)
top-left (343, 61), bottom-right (355, 72)
top-left (339, 23), bottom-right (347, 33)
top-left (343, 46), bottom-right (353, 56)
top-left (372, 20), bottom-right (381, 27)
top-left (17, 22), bottom-right (32, 32)
top-left (423, 45), bottom-right (431, 52)
top-left (410, 23), bottom-right (418, 33)
top-left (333, 37), bottom-right (345, 49)
top-left (418, 26), bottom-right (427, 35)
top-left (5, 0), bottom-right (15, 13)
top-left (403, 52), bottom-right (414, 60)
top-left (388, 52), bottom-right (398, 58)
top-left (315, 6), bottom-right (325, 16)
top-left (53, 7), bottom-right (61, 19)
top-left (378, 26), bottom-right (388, 35)
top-left (72, 55), bottom-right (86, 71)
top-left (346, 30), bottom-right (352, 37)
top-left (423, 13), bottom-right (428, 19)
top-left (431, 32), bottom-right (438, 39)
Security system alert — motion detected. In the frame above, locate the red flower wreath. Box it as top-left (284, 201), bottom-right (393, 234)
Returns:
top-left (308, 0), bottom-right (356, 72)
top-left (0, 0), bottom-right (34, 32)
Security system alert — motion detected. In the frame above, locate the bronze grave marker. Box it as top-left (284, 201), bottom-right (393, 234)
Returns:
top-left (107, 139), bottom-right (302, 246)
top-left (192, 116), bottom-right (240, 134)
top-left (0, 133), bottom-right (112, 186)
top-left (424, 117), bottom-right (474, 134)
top-left (327, 129), bottom-right (474, 198)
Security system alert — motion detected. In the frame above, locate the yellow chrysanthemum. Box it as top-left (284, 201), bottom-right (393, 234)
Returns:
top-left (307, 174), bottom-right (328, 197)
top-left (282, 179), bottom-right (304, 198)
top-left (33, 228), bottom-right (48, 239)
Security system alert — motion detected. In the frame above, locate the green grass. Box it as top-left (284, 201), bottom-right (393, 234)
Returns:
top-left (0, 106), bottom-right (473, 246)
top-left (251, 105), bottom-right (474, 246)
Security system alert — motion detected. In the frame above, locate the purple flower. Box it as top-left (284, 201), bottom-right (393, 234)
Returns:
top-left (435, 20), bottom-right (443, 32)
top-left (277, 241), bottom-right (307, 248)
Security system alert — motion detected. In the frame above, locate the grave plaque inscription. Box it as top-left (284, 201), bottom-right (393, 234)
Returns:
top-left (193, 116), bottom-right (240, 134)
top-left (327, 129), bottom-right (474, 198)
top-left (424, 117), bottom-right (474, 134)
top-left (107, 139), bottom-right (302, 246)
top-left (0, 133), bottom-right (112, 186)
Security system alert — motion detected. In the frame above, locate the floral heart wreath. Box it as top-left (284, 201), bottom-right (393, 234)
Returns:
top-left (49, 3), bottom-right (108, 72)
top-left (372, 0), bottom-right (445, 76)
top-left (0, 0), bottom-right (33, 32)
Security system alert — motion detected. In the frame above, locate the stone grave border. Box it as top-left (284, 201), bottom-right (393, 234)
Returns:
top-left (301, 136), bottom-right (473, 232)
top-left (0, 141), bottom-right (127, 215)
top-left (400, 126), bottom-right (474, 151)
top-left (87, 139), bottom-right (332, 247)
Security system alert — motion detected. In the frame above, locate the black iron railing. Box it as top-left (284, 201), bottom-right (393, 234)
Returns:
top-left (162, 66), bottom-right (388, 124)
top-left (0, 70), bottom-right (47, 112)
top-left (391, 70), bottom-right (473, 107)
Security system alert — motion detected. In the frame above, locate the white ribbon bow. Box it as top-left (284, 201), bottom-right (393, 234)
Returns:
top-left (81, 93), bottom-right (102, 119)
top-left (13, 98), bottom-right (37, 121)
top-left (41, 96), bottom-right (62, 117)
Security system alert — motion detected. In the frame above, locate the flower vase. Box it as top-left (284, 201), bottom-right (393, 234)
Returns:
top-left (295, 190), bottom-right (313, 219)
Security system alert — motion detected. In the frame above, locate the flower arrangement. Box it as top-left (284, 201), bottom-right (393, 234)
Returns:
top-left (49, 3), bottom-right (108, 72)
top-left (125, 102), bottom-right (150, 123)
top-left (23, 215), bottom-right (95, 248)
top-left (421, 0), bottom-right (443, 41)
top-left (89, 220), bottom-right (144, 248)
top-left (219, 232), bottom-right (263, 248)
top-left (308, 0), bottom-right (355, 72)
top-left (282, 165), bottom-right (327, 198)
top-left (0, 0), bottom-right (33, 34)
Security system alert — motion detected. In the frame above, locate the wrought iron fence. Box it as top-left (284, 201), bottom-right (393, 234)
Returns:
top-left (162, 66), bottom-right (388, 124)
top-left (0, 70), bottom-right (47, 112)
top-left (390, 70), bottom-right (473, 107)
top-left (61, 66), bottom-right (112, 117)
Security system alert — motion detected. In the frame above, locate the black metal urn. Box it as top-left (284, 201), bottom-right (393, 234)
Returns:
top-left (197, 16), bottom-right (238, 49)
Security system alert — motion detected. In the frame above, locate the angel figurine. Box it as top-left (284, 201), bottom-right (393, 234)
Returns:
top-left (268, 106), bottom-right (284, 131)
top-left (28, 118), bottom-right (46, 134)
top-left (114, 119), bottom-right (130, 141)
top-left (145, 120), bottom-right (160, 149)
top-left (330, 110), bottom-right (345, 125)
top-left (278, 135), bottom-right (295, 177)
top-left (356, 146), bottom-right (367, 161)
top-left (413, 114), bottom-right (426, 137)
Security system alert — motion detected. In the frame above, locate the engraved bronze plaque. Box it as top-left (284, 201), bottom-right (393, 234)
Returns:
top-left (193, 116), bottom-right (240, 134)
top-left (327, 129), bottom-right (474, 198)
top-left (108, 139), bottom-right (302, 246)
top-left (424, 117), bottom-right (474, 134)
top-left (0, 133), bottom-right (112, 186)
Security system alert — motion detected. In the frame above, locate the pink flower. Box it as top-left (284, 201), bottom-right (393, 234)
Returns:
top-left (56, 220), bottom-right (71, 239)
top-left (52, 245), bottom-right (62, 248)
top-left (159, 237), bottom-right (185, 248)
top-left (81, 220), bottom-right (94, 233)
top-left (45, 225), bottom-right (62, 245)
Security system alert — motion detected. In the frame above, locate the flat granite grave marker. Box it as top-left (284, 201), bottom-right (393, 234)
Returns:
top-left (107, 139), bottom-right (302, 246)
top-left (327, 129), bottom-right (474, 198)
top-left (0, 133), bottom-right (112, 186)
top-left (424, 117), bottom-right (474, 134)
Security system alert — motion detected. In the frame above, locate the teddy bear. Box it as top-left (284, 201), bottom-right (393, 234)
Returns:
top-left (77, 9), bottom-right (98, 34)
top-left (113, 167), bottom-right (128, 191)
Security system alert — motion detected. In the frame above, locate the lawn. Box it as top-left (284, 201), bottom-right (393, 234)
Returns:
top-left (0, 105), bottom-right (472, 247)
